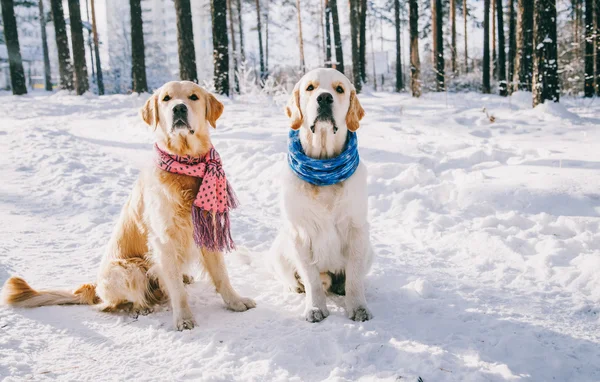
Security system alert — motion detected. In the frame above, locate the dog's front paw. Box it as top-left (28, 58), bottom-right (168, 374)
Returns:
top-left (349, 306), bottom-right (373, 322)
top-left (226, 297), bottom-right (256, 312)
top-left (174, 310), bottom-right (196, 331)
top-left (304, 307), bottom-right (329, 323)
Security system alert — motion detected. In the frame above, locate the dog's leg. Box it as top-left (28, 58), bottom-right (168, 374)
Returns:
top-left (151, 241), bottom-right (195, 331)
top-left (290, 240), bottom-right (330, 323)
top-left (344, 225), bottom-right (373, 322)
top-left (202, 249), bottom-right (256, 312)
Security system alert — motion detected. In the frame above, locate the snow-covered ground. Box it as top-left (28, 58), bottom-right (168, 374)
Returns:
top-left (0, 89), bottom-right (599, 381)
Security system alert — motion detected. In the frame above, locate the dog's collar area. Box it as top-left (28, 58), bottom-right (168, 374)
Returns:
top-left (287, 129), bottom-right (359, 186)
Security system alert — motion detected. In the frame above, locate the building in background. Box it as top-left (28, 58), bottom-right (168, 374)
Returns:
top-left (105, 0), bottom-right (213, 93)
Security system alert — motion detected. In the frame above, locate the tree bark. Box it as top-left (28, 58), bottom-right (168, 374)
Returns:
top-left (227, 0), bottom-right (239, 92)
top-left (130, 0), bottom-right (147, 93)
top-left (38, 0), bottom-right (52, 91)
top-left (67, 0), bottom-right (89, 95)
top-left (175, 0), bottom-right (198, 82)
top-left (508, 0), bottom-right (516, 92)
top-left (90, 0), bottom-right (104, 95)
top-left (236, 0), bottom-right (245, 62)
top-left (533, 0), bottom-right (559, 106)
top-left (483, 0), bottom-right (491, 93)
top-left (358, 0), bottom-right (367, 83)
top-left (325, 0), bottom-right (332, 67)
top-left (584, 0), bottom-right (594, 97)
top-left (496, 0), bottom-right (507, 96)
top-left (84, 0), bottom-right (96, 83)
top-left (463, 0), bottom-right (468, 72)
top-left (296, 0), bottom-right (305, 73)
top-left (1, 0), bottom-right (27, 94)
top-left (451, 0), bottom-right (457, 75)
top-left (349, 0), bottom-right (361, 91)
top-left (409, 0), bottom-right (421, 97)
top-left (432, 0), bottom-right (444, 91)
top-left (394, 0), bottom-right (403, 91)
top-left (212, 0), bottom-right (229, 94)
top-left (330, 0), bottom-right (344, 73)
top-left (265, 0), bottom-right (269, 73)
top-left (50, 0), bottom-right (73, 90)
top-left (595, 0), bottom-right (600, 95)
top-left (255, 0), bottom-right (265, 80)
top-left (514, 0), bottom-right (533, 91)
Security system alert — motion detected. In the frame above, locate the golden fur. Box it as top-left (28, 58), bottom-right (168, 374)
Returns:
top-left (1, 81), bottom-right (255, 330)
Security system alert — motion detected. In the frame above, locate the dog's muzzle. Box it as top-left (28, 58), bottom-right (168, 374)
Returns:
top-left (312, 92), bottom-right (338, 134)
top-left (172, 103), bottom-right (194, 134)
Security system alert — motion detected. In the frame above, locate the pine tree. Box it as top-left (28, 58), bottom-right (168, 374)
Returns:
top-left (50, 0), bottom-right (73, 90)
top-left (492, 0), bottom-right (496, 79)
top-left (595, 0), bottom-right (600, 95)
top-left (584, 0), bottom-right (593, 97)
top-left (237, 0), bottom-right (244, 62)
top-left (450, 0), bottom-right (457, 75)
top-left (175, 0), bottom-right (198, 82)
top-left (227, 0), bottom-right (239, 92)
top-left (90, 0), bottom-right (104, 95)
top-left (255, 0), bottom-right (265, 80)
top-left (409, 0), bottom-right (421, 97)
top-left (508, 0), bottom-right (516, 92)
top-left (358, 0), bottom-right (367, 83)
top-left (38, 0), bottom-right (52, 91)
top-left (330, 0), bottom-right (344, 73)
top-left (514, 0), bottom-right (533, 91)
top-left (483, 0), bottom-right (491, 93)
top-left (349, 0), bottom-right (361, 91)
top-left (496, 0), bottom-right (507, 95)
top-left (67, 0), bottom-right (89, 95)
top-left (394, 0), bottom-right (403, 91)
top-left (296, 0), bottom-right (305, 73)
top-left (533, 0), bottom-right (559, 106)
top-left (0, 0), bottom-right (27, 94)
top-left (463, 0), bottom-right (468, 72)
top-left (432, 0), bottom-right (444, 91)
top-left (130, 0), bottom-right (147, 93)
top-left (211, 0), bottom-right (229, 94)
top-left (325, 0), bottom-right (332, 67)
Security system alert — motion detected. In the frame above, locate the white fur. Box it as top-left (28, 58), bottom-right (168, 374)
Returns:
top-left (267, 68), bottom-right (374, 322)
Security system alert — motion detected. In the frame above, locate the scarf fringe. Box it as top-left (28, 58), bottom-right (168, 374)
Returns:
top-left (226, 180), bottom-right (239, 209)
top-left (192, 206), bottom-right (235, 252)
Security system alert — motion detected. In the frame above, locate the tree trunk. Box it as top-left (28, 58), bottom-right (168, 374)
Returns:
top-left (508, 0), bottom-right (516, 92)
top-left (349, 0), bottom-right (361, 91)
top-left (296, 0), bottom-right (305, 73)
top-left (325, 0), bottom-right (332, 67)
top-left (50, 0), bottom-right (73, 90)
top-left (533, 0), bottom-right (559, 106)
top-left (90, 0), bottom-right (104, 95)
top-left (212, 0), bottom-right (229, 94)
top-left (432, 0), bottom-right (444, 91)
top-left (84, 0), bottom-right (96, 84)
top-left (38, 0), bottom-right (52, 91)
top-left (451, 0), bottom-right (457, 75)
top-left (175, 0), bottom-right (198, 82)
top-left (1, 0), bottom-right (27, 94)
top-left (463, 0), bottom-right (468, 72)
top-left (330, 0), bottom-right (344, 73)
top-left (483, 0), bottom-right (491, 93)
top-left (496, 0), bottom-right (507, 96)
top-left (409, 0), bottom-right (421, 97)
top-left (492, 0), bottom-right (496, 79)
top-left (394, 0), bottom-right (403, 91)
top-left (67, 0), bottom-right (89, 95)
top-left (358, 0), bottom-right (367, 83)
top-left (255, 0), bottom-right (265, 80)
top-left (130, 0), bottom-right (147, 93)
top-left (227, 0), bottom-right (239, 92)
top-left (595, 0), bottom-right (600, 95)
top-left (237, 0), bottom-right (245, 62)
top-left (584, 0), bottom-right (594, 97)
top-left (514, 0), bottom-right (533, 91)
top-left (265, 0), bottom-right (269, 73)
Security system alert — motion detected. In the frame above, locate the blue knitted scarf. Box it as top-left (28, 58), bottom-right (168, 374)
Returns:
top-left (287, 129), bottom-right (360, 186)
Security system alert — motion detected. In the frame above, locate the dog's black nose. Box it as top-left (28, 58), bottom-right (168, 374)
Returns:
top-left (317, 92), bottom-right (334, 106)
top-left (173, 103), bottom-right (187, 117)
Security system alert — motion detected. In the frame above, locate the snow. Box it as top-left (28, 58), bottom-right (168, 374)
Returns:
top-left (1, 89), bottom-right (600, 381)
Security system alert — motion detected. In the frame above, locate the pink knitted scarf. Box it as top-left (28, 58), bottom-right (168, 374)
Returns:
top-left (154, 144), bottom-right (238, 252)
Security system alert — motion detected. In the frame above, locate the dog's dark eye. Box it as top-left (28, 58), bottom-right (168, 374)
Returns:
top-left (162, 95), bottom-right (171, 102)
top-left (189, 94), bottom-right (199, 101)
top-left (336, 86), bottom-right (344, 94)
top-left (306, 84), bottom-right (314, 91)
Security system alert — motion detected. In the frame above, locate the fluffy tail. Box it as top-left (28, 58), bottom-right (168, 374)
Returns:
top-left (1, 277), bottom-right (100, 308)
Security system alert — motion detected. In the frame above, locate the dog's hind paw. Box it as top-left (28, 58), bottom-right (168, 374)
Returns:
top-left (305, 307), bottom-right (329, 323)
top-left (349, 306), bottom-right (373, 322)
top-left (226, 297), bottom-right (256, 312)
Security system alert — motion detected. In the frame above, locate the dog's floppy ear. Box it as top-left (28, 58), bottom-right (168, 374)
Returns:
top-left (346, 90), bottom-right (365, 132)
top-left (141, 93), bottom-right (159, 130)
top-left (206, 93), bottom-right (224, 128)
top-left (285, 82), bottom-right (303, 130)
